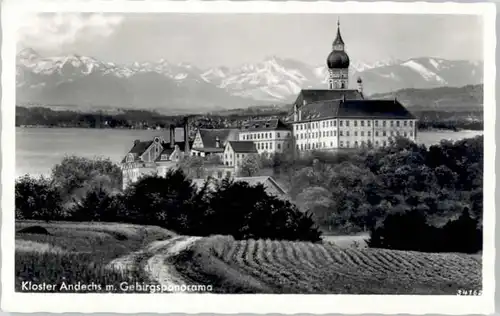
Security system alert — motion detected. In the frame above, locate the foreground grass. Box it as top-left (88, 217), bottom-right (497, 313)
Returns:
top-left (15, 220), bottom-right (175, 293)
top-left (174, 236), bottom-right (482, 294)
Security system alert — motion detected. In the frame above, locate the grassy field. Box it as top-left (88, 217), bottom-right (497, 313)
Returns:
top-left (174, 235), bottom-right (482, 294)
top-left (15, 220), bottom-right (175, 292)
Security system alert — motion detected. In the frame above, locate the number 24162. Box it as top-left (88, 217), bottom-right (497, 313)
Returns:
top-left (457, 289), bottom-right (482, 296)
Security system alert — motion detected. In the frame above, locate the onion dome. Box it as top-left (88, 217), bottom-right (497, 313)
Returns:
top-left (327, 50), bottom-right (350, 69)
top-left (326, 19), bottom-right (350, 69)
top-left (357, 77), bottom-right (362, 83)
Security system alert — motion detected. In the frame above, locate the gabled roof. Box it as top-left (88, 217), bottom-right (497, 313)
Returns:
top-left (198, 129), bottom-right (239, 148)
top-left (228, 141), bottom-right (258, 153)
top-left (293, 98), bottom-right (416, 122)
top-left (155, 141), bottom-right (193, 161)
top-left (338, 99), bottom-right (416, 119)
top-left (122, 140), bottom-right (153, 163)
top-left (241, 119), bottom-right (291, 132)
top-left (294, 89), bottom-right (364, 107)
top-left (191, 147), bottom-right (225, 153)
top-left (191, 176), bottom-right (287, 196)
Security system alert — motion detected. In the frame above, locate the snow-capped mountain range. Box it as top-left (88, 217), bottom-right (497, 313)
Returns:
top-left (16, 48), bottom-right (483, 112)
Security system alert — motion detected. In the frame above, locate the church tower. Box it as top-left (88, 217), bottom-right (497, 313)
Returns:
top-left (326, 20), bottom-right (350, 89)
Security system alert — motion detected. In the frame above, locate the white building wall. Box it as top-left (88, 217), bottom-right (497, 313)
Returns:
top-left (239, 130), bottom-right (292, 154)
top-left (292, 118), bottom-right (418, 150)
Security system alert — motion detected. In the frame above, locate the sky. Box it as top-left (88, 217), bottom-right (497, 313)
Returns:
top-left (16, 13), bottom-right (484, 68)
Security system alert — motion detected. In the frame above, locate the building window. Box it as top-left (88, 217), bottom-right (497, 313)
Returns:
top-left (277, 143), bottom-right (281, 149)
top-left (390, 121), bottom-right (394, 127)
top-left (346, 120), bottom-right (350, 127)
top-left (396, 131), bottom-right (400, 136)
top-left (404, 131), bottom-right (407, 137)
top-left (375, 121), bottom-right (378, 127)
top-left (383, 131), bottom-right (386, 136)
top-left (368, 131), bottom-right (371, 137)
top-left (410, 131), bottom-right (413, 137)
top-left (334, 131), bottom-right (337, 136)
top-left (375, 141), bottom-right (379, 146)
top-left (383, 121), bottom-right (387, 127)
top-left (226, 171), bottom-right (232, 178)
top-left (383, 141), bottom-right (387, 147)
top-left (361, 141), bottom-right (366, 147)
top-left (270, 143), bottom-right (273, 149)
top-left (354, 121), bottom-right (358, 127)
top-left (334, 120), bottom-right (337, 127)
top-left (410, 121), bottom-right (414, 127)
top-left (355, 141), bottom-right (359, 147)
top-left (236, 154), bottom-right (240, 158)
top-left (340, 141), bottom-right (344, 147)
top-left (396, 121), bottom-right (400, 127)
top-left (277, 132), bottom-right (281, 138)
top-left (340, 131), bottom-right (343, 136)
top-left (346, 141), bottom-right (350, 148)
top-left (242, 135), bottom-right (245, 140)
top-left (265, 143), bottom-right (269, 150)
top-left (404, 121), bottom-right (408, 127)
top-left (340, 120), bottom-right (343, 127)
top-left (330, 141), bottom-right (333, 147)
top-left (367, 120), bottom-right (371, 127)
top-left (360, 131), bottom-right (364, 136)
top-left (354, 131), bottom-right (358, 136)
top-left (361, 121), bottom-right (365, 127)
top-left (346, 131), bottom-right (350, 136)
top-left (300, 144), bottom-right (304, 150)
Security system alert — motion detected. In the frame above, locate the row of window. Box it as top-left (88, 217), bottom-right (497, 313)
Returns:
top-left (296, 130), bottom-right (414, 139)
top-left (297, 139), bottom-right (392, 150)
top-left (241, 131), bottom-right (288, 141)
top-left (294, 119), bottom-right (414, 130)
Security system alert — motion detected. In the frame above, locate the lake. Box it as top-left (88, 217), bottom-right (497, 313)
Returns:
top-left (15, 127), bottom-right (483, 178)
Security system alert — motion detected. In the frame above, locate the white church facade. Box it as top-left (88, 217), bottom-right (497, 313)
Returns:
top-left (290, 21), bottom-right (417, 151)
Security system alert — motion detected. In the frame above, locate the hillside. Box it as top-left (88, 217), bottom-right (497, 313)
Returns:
top-left (16, 48), bottom-right (483, 113)
top-left (173, 235), bottom-right (482, 294)
top-left (370, 84), bottom-right (483, 111)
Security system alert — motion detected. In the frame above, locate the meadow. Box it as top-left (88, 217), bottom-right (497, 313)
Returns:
top-left (15, 220), bottom-right (175, 292)
top-left (174, 235), bottom-right (482, 294)
top-left (15, 221), bottom-right (482, 294)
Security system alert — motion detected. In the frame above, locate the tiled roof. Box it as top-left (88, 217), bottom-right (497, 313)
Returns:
top-left (295, 99), bottom-right (415, 122)
top-left (241, 119), bottom-right (291, 132)
top-left (294, 89), bottom-right (364, 107)
top-left (198, 128), bottom-right (239, 148)
top-left (129, 140), bottom-right (153, 155)
top-left (228, 141), bottom-right (258, 153)
top-left (155, 141), bottom-right (194, 161)
top-left (121, 140), bottom-right (153, 163)
top-left (192, 176), bottom-right (286, 196)
top-left (191, 147), bottom-right (224, 153)
top-left (337, 99), bottom-right (416, 119)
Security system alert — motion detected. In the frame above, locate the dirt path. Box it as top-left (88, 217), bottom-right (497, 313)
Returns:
top-left (145, 236), bottom-right (202, 291)
top-left (107, 235), bottom-right (202, 293)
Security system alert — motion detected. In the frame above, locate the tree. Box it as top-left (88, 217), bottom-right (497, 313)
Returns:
top-left (15, 175), bottom-right (63, 221)
top-left (239, 154), bottom-right (260, 177)
top-left (122, 169), bottom-right (197, 230)
top-left (70, 186), bottom-right (120, 222)
top-left (179, 155), bottom-right (205, 178)
top-left (51, 156), bottom-right (122, 204)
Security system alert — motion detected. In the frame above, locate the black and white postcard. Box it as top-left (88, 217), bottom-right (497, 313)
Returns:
top-left (1, 0), bottom-right (496, 314)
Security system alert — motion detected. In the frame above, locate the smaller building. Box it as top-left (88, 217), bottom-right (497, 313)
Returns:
top-left (192, 176), bottom-right (288, 199)
top-left (239, 119), bottom-right (293, 154)
top-left (191, 128), bottom-right (239, 158)
top-left (223, 141), bottom-right (258, 171)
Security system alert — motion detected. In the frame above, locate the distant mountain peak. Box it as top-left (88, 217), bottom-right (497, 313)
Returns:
top-left (16, 52), bottom-right (483, 111)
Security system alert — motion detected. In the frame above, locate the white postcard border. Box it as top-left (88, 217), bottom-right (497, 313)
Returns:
top-left (1, 1), bottom-right (496, 314)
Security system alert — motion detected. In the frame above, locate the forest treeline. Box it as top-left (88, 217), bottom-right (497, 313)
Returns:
top-left (16, 106), bottom-right (483, 131)
top-left (15, 135), bottom-right (483, 253)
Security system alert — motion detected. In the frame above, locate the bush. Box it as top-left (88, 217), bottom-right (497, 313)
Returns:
top-left (15, 175), bottom-right (63, 221)
top-left (368, 207), bottom-right (482, 253)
